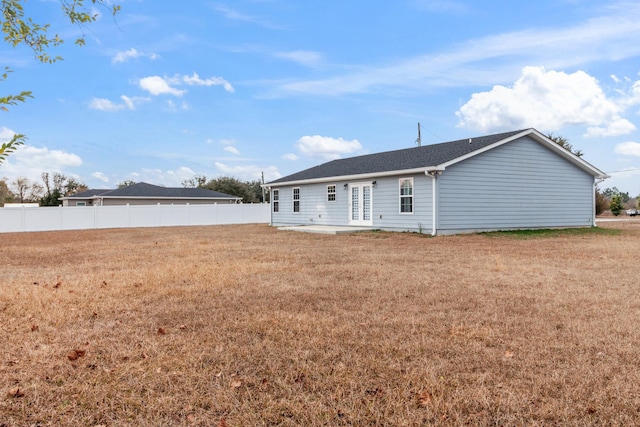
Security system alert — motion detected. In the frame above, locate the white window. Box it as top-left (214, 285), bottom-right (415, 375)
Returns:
top-left (293, 188), bottom-right (300, 213)
top-left (399, 178), bottom-right (413, 214)
top-left (76, 201), bottom-right (86, 206)
top-left (327, 185), bottom-right (336, 202)
top-left (272, 189), bottom-right (279, 213)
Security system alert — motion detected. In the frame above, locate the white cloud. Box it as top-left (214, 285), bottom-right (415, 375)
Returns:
top-left (282, 153), bottom-right (299, 161)
top-left (224, 146), bottom-right (240, 155)
top-left (214, 162), bottom-right (281, 181)
top-left (89, 98), bottom-right (123, 111)
top-left (165, 99), bottom-right (189, 112)
top-left (112, 48), bottom-right (159, 64)
top-left (139, 76), bottom-right (186, 96)
top-left (615, 142), bottom-right (640, 157)
top-left (183, 72), bottom-right (234, 92)
top-left (271, 3), bottom-right (640, 97)
top-left (89, 95), bottom-right (149, 111)
top-left (585, 118), bottom-right (637, 137)
top-left (213, 5), bottom-right (280, 29)
top-left (0, 144), bottom-right (83, 183)
top-left (139, 74), bottom-right (234, 97)
top-left (455, 66), bottom-right (635, 136)
top-left (125, 167), bottom-right (196, 187)
top-left (296, 135), bottom-right (363, 160)
top-left (275, 50), bottom-right (323, 68)
top-left (0, 126), bottom-right (16, 142)
top-left (91, 172), bottom-right (110, 183)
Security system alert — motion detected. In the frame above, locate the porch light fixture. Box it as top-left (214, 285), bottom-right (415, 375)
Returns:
top-left (343, 183), bottom-right (348, 190)
top-left (372, 180), bottom-right (377, 186)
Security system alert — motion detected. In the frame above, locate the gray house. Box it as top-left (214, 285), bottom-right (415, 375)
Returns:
top-left (265, 128), bottom-right (608, 235)
top-left (60, 182), bottom-right (241, 207)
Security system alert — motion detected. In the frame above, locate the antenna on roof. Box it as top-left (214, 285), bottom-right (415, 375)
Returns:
top-left (416, 122), bottom-right (422, 147)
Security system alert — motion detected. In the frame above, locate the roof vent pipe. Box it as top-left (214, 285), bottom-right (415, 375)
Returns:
top-left (468, 138), bottom-right (472, 144)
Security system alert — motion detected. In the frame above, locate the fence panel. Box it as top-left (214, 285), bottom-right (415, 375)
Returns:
top-left (0, 204), bottom-right (270, 233)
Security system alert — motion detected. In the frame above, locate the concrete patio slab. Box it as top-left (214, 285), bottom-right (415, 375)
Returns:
top-left (277, 225), bottom-right (374, 234)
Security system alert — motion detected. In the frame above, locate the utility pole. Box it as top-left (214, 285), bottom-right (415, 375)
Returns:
top-left (261, 171), bottom-right (266, 203)
top-left (416, 122), bottom-right (422, 147)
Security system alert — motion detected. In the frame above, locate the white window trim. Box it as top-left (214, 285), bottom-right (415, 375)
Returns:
top-left (399, 177), bottom-right (414, 215)
top-left (75, 201), bottom-right (87, 207)
top-left (292, 187), bottom-right (300, 214)
top-left (272, 189), bottom-right (279, 213)
top-left (327, 184), bottom-right (336, 202)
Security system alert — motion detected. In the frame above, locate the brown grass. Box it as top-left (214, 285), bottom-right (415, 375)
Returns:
top-left (1, 221), bottom-right (640, 426)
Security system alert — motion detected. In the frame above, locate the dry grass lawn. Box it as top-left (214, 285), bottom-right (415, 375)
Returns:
top-left (2, 221), bottom-right (640, 426)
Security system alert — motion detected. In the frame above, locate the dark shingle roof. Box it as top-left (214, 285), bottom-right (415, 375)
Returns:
top-left (66, 182), bottom-right (240, 199)
top-left (268, 129), bottom-right (527, 185)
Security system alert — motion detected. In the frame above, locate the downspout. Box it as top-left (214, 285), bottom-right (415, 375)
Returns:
top-left (426, 170), bottom-right (441, 236)
top-left (593, 177), bottom-right (607, 227)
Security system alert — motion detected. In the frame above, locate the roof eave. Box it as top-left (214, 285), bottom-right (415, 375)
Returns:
top-left (264, 167), bottom-right (442, 188)
top-left (79, 196), bottom-right (239, 200)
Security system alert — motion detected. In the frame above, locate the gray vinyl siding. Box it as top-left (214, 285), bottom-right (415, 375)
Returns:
top-left (437, 136), bottom-right (594, 234)
top-left (270, 175), bottom-right (433, 232)
top-left (370, 174), bottom-right (432, 232)
top-left (271, 183), bottom-right (349, 226)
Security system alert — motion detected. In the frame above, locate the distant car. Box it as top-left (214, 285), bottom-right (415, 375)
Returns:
top-left (626, 209), bottom-right (639, 217)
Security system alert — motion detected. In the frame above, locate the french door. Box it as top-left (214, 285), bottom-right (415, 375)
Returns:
top-left (349, 183), bottom-right (373, 226)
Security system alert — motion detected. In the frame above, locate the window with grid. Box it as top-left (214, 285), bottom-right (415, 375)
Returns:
top-left (293, 188), bottom-right (300, 213)
top-left (327, 185), bottom-right (336, 202)
top-left (399, 178), bottom-right (413, 214)
top-left (272, 189), bottom-right (279, 212)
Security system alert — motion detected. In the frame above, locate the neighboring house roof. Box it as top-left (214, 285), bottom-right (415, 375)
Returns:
top-left (267, 128), bottom-right (608, 186)
top-left (61, 182), bottom-right (241, 201)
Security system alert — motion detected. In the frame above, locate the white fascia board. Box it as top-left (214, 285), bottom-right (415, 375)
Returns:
top-left (437, 128), bottom-right (609, 179)
top-left (265, 167), bottom-right (441, 188)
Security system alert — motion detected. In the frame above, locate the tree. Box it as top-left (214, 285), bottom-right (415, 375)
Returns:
top-left (11, 176), bottom-right (43, 202)
top-left (0, 177), bottom-right (16, 206)
top-left (546, 133), bottom-right (583, 157)
top-left (0, 0), bottom-right (121, 163)
top-left (39, 172), bottom-right (87, 205)
top-left (610, 193), bottom-right (623, 216)
top-left (182, 174), bottom-right (207, 189)
top-left (603, 187), bottom-right (630, 204)
top-left (117, 180), bottom-right (137, 188)
top-left (595, 187), bottom-right (608, 216)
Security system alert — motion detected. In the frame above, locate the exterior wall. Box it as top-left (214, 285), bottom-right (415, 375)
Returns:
top-left (271, 182), bottom-right (349, 227)
top-left (370, 174), bottom-right (433, 232)
top-left (437, 136), bottom-right (595, 234)
top-left (270, 174), bottom-right (433, 232)
top-left (62, 198), bottom-right (95, 207)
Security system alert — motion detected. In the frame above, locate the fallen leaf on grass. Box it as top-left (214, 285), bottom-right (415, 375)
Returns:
top-left (503, 350), bottom-right (514, 358)
top-left (7, 387), bottom-right (25, 398)
top-left (417, 390), bottom-right (433, 407)
top-left (67, 349), bottom-right (86, 361)
top-left (179, 324), bottom-right (187, 330)
top-left (157, 327), bottom-right (166, 335)
top-left (53, 281), bottom-right (61, 289)
top-left (218, 418), bottom-right (228, 427)
top-left (30, 324), bottom-right (38, 332)
top-left (230, 380), bottom-right (242, 389)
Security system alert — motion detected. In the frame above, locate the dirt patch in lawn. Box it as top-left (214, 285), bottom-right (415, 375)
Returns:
top-left (1, 222), bottom-right (639, 426)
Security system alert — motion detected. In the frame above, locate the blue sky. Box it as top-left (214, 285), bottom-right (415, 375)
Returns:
top-left (2, 0), bottom-right (640, 195)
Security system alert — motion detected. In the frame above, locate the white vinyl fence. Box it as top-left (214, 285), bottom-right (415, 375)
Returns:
top-left (0, 203), bottom-right (270, 233)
